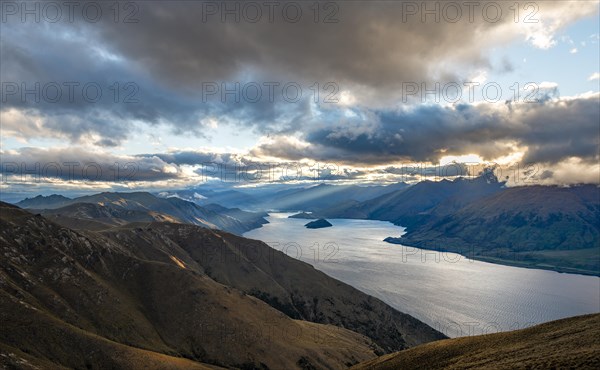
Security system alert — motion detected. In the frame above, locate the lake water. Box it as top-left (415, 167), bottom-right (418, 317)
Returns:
top-left (244, 213), bottom-right (600, 338)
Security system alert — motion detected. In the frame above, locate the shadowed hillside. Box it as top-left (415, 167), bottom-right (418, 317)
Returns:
top-left (387, 184), bottom-right (600, 275)
top-left (351, 313), bottom-right (600, 370)
top-left (323, 173), bottom-right (504, 227)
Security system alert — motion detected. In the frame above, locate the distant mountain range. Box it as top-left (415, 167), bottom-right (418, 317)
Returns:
top-left (322, 171), bottom-right (503, 227)
top-left (15, 194), bottom-right (73, 209)
top-left (16, 192), bottom-right (268, 235)
top-left (262, 182), bottom-right (409, 212)
top-left (157, 188), bottom-right (261, 209)
top-left (0, 202), bottom-right (444, 369)
top-left (157, 182), bottom-right (409, 212)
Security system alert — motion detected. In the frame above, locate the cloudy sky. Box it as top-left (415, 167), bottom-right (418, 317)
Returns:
top-left (1, 0), bottom-right (599, 198)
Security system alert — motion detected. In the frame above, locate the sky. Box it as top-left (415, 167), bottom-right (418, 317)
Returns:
top-left (1, 0), bottom-right (599, 199)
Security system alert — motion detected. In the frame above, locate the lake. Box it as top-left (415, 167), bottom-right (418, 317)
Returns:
top-left (244, 213), bottom-right (600, 338)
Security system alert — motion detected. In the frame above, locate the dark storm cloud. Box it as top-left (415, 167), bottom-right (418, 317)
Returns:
top-left (91, 1), bottom-right (464, 89)
top-left (305, 104), bottom-right (509, 163)
top-left (0, 18), bottom-right (317, 143)
top-left (255, 94), bottom-right (600, 165)
top-left (0, 22), bottom-right (204, 145)
top-left (0, 147), bottom-right (182, 182)
top-left (517, 96), bottom-right (600, 164)
top-left (253, 104), bottom-right (512, 164)
top-left (2, 1), bottom-right (596, 145)
top-left (83, 1), bottom-right (582, 94)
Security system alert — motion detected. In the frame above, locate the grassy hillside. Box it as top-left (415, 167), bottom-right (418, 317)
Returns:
top-left (394, 185), bottom-right (600, 275)
top-left (351, 313), bottom-right (600, 370)
top-left (100, 222), bottom-right (446, 352)
top-left (0, 202), bottom-right (443, 369)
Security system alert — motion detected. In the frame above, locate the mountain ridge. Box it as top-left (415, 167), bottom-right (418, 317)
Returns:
top-left (0, 201), bottom-right (445, 369)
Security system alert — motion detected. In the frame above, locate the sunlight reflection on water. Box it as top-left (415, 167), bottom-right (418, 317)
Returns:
top-left (245, 213), bottom-right (600, 337)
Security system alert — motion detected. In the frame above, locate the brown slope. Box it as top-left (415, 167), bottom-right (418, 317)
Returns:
top-left (100, 222), bottom-right (446, 352)
top-left (0, 202), bottom-right (382, 369)
top-left (351, 313), bottom-right (600, 370)
top-left (0, 304), bottom-right (218, 370)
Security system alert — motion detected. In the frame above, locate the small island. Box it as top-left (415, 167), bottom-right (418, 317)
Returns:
top-left (304, 218), bottom-right (333, 229)
top-left (289, 212), bottom-right (317, 219)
